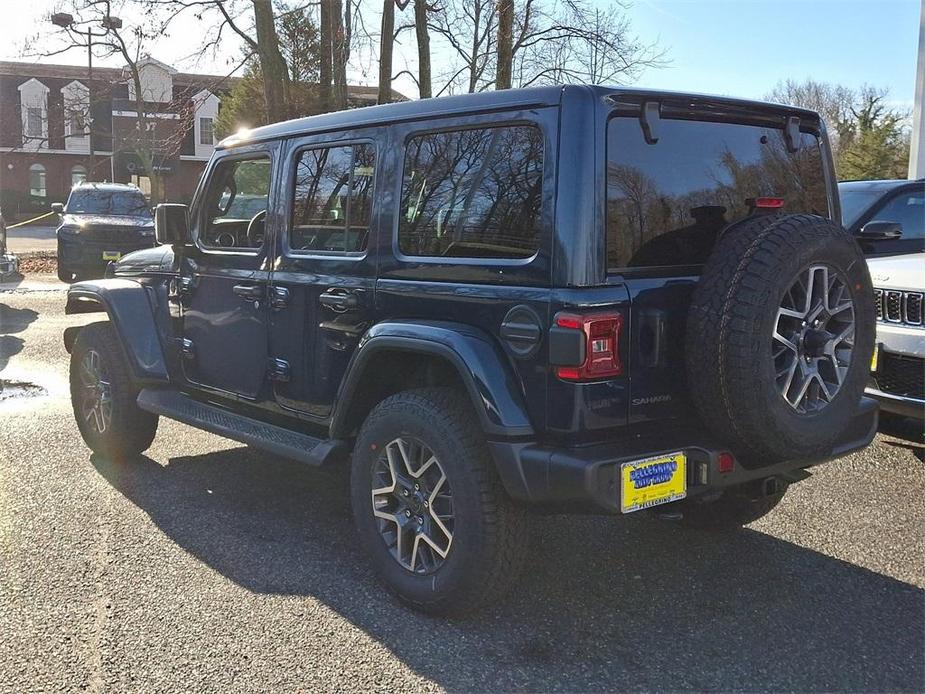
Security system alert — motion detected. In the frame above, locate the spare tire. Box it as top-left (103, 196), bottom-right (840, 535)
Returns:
top-left (686, 213), bottom-right (875, 465)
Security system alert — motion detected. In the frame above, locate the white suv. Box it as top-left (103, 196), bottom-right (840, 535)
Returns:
top-left (867, 252), bottom-right (925, 419)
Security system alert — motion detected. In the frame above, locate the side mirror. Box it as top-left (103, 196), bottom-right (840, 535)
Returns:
top-left (51, 202), bottom-right (64, 214)
top-left (155, 203), bottom-right (191, 246)
top-left (859, 220), bottom-right (903, 240)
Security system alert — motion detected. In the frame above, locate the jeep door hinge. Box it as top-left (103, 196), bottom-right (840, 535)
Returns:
top-left (267, 358), bottom-right (291, 382)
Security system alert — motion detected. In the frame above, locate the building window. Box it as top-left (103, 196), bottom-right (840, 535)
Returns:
top-left (199, 117), bottom-right (214, 146)
top-left (71, 165), bottom-right (87, 187)
top-left (69, 110), bottom-right (87, 136)
top-left (26, 108), bottom-right (43, 138)
top-left (29, 164), bottom-right (47, 198)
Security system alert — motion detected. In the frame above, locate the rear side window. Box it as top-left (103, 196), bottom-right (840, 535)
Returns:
top-left (399, 125), bottom-right (544, 259)
top-left (606, 116), bottom-right (829, 270)
top-left (290, 143), bottom-right (375, 254)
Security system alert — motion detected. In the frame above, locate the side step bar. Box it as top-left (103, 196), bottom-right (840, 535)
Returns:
top-left (137, 388), bottom-right (347, 466)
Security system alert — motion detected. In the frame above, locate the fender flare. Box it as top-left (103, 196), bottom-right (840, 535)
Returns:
top-left (330, 320), bottom-right (535, 439)
top-left (64, 279), bottom-right (169, 384)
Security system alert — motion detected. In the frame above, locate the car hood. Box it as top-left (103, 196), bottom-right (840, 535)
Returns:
top-left (59, 213), bottom-right (154, 229)
top-left (867, 253), bottom-right (925, 291)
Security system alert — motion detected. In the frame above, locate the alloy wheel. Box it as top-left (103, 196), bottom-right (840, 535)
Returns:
top-left (371, 437), bottom-right (454, 574)
top-left (772, 264), bottom-right (856, 413)
top-left (78, 349), bottom-right (113, 434)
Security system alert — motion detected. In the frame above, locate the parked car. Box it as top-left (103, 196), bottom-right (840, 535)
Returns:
top-left (839, 179), bottom-right (925, 257)
top-left (54, 182), bottom-right (155, 282)
top-left (867, 252), bottom-right (925, 420)
top-left (62, 86), bottom-right (878, 614)
top-left (0, 207), bottom-right (19, 279)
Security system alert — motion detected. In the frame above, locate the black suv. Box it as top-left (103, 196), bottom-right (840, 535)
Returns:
top-left (54, 182), bottom-right (155, 282)
top-left (63, 86), bottom-right (878, 614)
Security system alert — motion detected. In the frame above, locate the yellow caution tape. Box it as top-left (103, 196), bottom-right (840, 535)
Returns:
top-left (7, 211), bottom-right (58, 229)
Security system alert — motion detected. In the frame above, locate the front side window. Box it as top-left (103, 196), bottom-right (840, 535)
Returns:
top-left (290, 143), bottom-right (375, 254)
top-left (201, 156), bottom-right (271, 250)
top-left (606, 116), bottom-right (829, 270)
top-left (26, 108), bottom-right (43, 137)
top-left (399, 125), bottom-right (544, 259)
top-left (869, 190), bottom-right (925, 240)
top-left (29, 164), bottom-right (46, 197)
top-left (200, 117), bottom-right (214, 146)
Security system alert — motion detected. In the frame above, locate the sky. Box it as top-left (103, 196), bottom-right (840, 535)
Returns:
top-left (1, 0), bottom-right (920, 110)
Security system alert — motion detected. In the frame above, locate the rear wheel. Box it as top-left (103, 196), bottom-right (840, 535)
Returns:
top-left (350, 388), bottom-right (528, 615)
top-left (70, 322), bottom-right (158, 459)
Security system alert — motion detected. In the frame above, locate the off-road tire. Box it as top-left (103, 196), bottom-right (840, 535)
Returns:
top-left (350, 387), bottom-right (528, 615)
top-left (686, 214), bottom-right (875, 465)
top-left (70, 321), bottom-right (158, 459)
top-left (674, 483), bottom-right (787, 530)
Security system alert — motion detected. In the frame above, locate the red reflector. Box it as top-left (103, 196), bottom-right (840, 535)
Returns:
top-left (717, 452), bottom-right (735, 474)
top-left (750, 197), bottom-right (785, 209)
top-left (553, 311), bottom-right (624, 381)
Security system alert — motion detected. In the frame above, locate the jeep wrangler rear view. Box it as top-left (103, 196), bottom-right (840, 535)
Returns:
top-left (63, 86), bottom-right (878, 615)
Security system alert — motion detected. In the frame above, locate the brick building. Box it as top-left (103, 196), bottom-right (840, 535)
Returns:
top-left (0, 58), bottom-right (389, 220)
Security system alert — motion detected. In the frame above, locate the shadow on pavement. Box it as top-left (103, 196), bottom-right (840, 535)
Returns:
top-left (0, 304), bottom-right (38, 373)
top-left (91, 447), bottom-right (924, 692)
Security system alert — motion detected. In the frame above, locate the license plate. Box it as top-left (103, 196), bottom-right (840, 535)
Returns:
top-left (870, 343), bottom-right (880, 373)
top-left (102, 251), bottom-right (121, 261)
top-left (621, 452), bottom-right (687, 514)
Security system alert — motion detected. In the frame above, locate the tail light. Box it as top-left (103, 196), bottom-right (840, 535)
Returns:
top-left (552, 311), bottom-right (624, 381)
top-left (747, 197), bottom-right (785, 209)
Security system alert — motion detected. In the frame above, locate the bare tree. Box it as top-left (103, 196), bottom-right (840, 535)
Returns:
top-left (412, 0), bottom-right (433, 98)
top-left (252, 0), bottom-right (291, 122)
top-left (378, 0), bottom-right (396, 103)
top-left (495, 0), bottom-right (514, 90)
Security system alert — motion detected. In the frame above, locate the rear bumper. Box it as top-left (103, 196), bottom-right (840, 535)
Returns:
top-left (489, 397), bottom-right (879, 513)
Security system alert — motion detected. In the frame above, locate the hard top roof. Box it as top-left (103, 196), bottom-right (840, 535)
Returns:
top-left (219, 84), bottom-right (823, 149)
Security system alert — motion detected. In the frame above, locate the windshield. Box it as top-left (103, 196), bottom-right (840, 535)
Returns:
top-left (66, 190), bottom-right (152, 217)
top-left (838, 187), bottom-right (883, 228)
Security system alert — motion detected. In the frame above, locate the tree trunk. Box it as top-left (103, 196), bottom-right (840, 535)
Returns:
top-left (378, 0), bottom-right (395, 103)
top-left (413, 0), bottom-right (432, 98)
top-left (331, 0), bottom-right (348, 111)
top-left (252, 0), bottom-right (291, 123)
top-left (495, 0), bottom-right (514, 90)
top-left (319, 0), bottom-right (333, 112)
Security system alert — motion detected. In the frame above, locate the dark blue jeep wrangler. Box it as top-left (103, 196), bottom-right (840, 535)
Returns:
top-left (63, 86), bottom-right (878, 614)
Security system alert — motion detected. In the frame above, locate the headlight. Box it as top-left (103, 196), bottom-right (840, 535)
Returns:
top-left (57, 225), bottom-right (80, 235)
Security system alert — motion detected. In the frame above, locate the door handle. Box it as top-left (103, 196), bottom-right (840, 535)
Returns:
top-left (233, 284), bottom-right (264, 301)
top-left (319, 290), bottom-right (359, 311)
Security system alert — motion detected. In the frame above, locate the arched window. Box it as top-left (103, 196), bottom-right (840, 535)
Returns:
top-left (71, 165), bottom-right (87, 187)
top-left (29, 163), bottom-right (46, 198)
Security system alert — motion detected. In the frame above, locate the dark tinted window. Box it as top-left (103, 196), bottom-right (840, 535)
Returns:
top-left (839, 186), bottom-right (882, 228)
top-left (66, 190), bottom-right (151, 217)
top-left (399, 125), bottom-right (543, 259)
top-left (606, 116), bottom-right (829, 270)
top-left (869, 190), bottom-right (925, 240)
top-left (291, 144), bottom-right (375, 253)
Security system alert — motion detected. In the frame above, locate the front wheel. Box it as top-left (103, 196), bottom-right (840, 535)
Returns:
top-left (350, 388), bottom-right (528, 615)
top-left (70, 322), bottom-right (159, 459)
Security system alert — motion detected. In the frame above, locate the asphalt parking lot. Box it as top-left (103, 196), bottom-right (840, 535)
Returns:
top-left (1, 277), bottom-right (923, 693)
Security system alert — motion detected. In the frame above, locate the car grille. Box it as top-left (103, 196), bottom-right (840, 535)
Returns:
top-left (87, 226), bottom-right (142, 242)
top-left (874, 288), bottom-right (924, 326)
top-left (874, 353), bottom-right (925, 398)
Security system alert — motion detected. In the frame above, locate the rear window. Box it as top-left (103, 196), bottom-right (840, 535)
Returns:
top-left (399, 125), bottom-right (544, 259)
top-left (606, 116), bottom-right (829, 271)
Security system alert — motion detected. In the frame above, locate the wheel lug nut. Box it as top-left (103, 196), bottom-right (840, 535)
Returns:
top-left (423, 501), bottom-right (429, 508)
top-left (417, 516), bottom-right (424, 525)
top-left (402, 489), bottom-right (409, 497)
top-left (404, 510), bottom-right (411, 518)
top-left (414, 483), bottom-right (420, 491)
